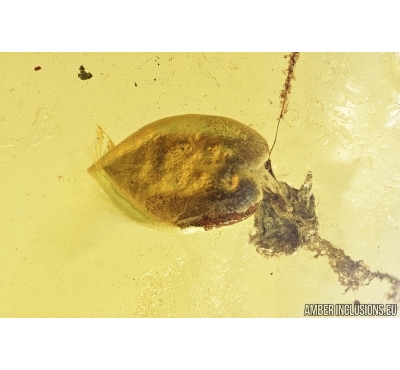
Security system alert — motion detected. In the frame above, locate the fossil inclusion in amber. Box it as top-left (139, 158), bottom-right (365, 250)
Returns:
top-left (88, 114), bottom-right (281, 230)
top-left (88, 114), bottom-right (400, 299)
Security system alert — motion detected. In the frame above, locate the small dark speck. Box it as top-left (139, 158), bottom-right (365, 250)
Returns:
top-left (78, 65), bottom-right (93, 80)
top-left (154, 78), bottom-right (156, 81)
top-left (270, 272), bottom-right (273, 275)
top-left (354, 300), bottom-right (360, 305)
top-left (34, 66), bottom-right (41, 71)
top-left (134, 82), bottom-right (137, 87)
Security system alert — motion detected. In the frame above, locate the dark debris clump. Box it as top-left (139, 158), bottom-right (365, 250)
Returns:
top-left (250, 171), bottom-right (400, 302)
top-left (78, 65), bottom-right (93, 80)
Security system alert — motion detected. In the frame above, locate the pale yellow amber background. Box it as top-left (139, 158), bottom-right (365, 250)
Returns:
top-left (1, 53), bottom-right (399, 317)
